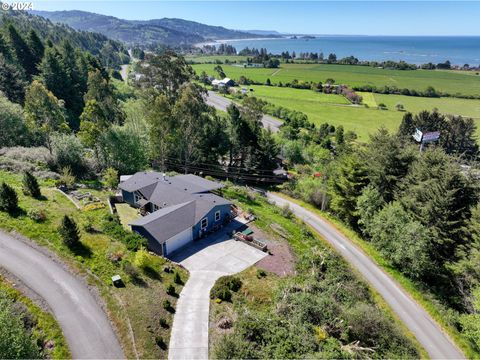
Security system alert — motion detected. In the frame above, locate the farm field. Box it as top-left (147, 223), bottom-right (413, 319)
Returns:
top-left (246, 85), bottom-right (480, 139)
top-left (367, 93), bottom-right (480, 119)
top-left (192, 63), bottom-right (480, 96)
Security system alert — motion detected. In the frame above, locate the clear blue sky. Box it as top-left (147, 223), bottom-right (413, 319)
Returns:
top-left (33, 1), bottom-right (478, 36)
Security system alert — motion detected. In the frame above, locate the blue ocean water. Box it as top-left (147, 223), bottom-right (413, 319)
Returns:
top-left (220, 36), bottom-right (480, 66)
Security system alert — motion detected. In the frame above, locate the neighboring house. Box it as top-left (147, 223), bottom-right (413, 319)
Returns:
top-left (119, 172), bottom-right (232, 256)
top-left (211, 77), bottom-right (235, 87)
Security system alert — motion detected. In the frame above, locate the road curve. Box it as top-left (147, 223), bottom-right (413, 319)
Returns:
top-left (266, 193), bottom-right (464, 360)
top-left (0, 231), bottom-right (124, 359)
top-left (205, 91), bottom-right (282, 132)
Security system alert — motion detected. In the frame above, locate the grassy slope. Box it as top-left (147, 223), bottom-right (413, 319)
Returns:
top-left (274, 192), bottom-right (477, 358)
top-left (0, 275), bottom-right (71, 359)
top-left (192, 62), bottom-right (480, 96)
top-left (0, 170), bottom-right (187, 359)
top-left (208, 186), bottom-right (426, 357)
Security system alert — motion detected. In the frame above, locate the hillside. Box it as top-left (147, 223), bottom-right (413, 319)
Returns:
top-left (31, 10), bottom-right (271, 46)
top-left (0, 7), bottom-right (128, 65)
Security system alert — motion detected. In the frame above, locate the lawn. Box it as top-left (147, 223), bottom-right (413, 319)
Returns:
top-left (247, 85), bottom-right (402, 140)
top-left (243, 85), bottom-right (480, 140)
top-left (116, 203), bottom-right (140, 230)
top-left (192, 62), bottom-right (480, 96)
top-left (0, 170), bottom-right (188, 359)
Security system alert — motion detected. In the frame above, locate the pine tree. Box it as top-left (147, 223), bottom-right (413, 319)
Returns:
top-left (22, 171), bottom-right (41, 199)
top-left (58, 215), bottom-right (80, 248)
top-left (0, 183), bottom-right (18, 214)
top-left (26, 30), bottom-right (44, 71)
top-left (6, 24), bottom-right (36, 78)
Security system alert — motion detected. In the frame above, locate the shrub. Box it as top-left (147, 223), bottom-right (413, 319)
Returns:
top-left (155, 335), bottom-right (167, 350)
top-left (56, 167), bottom-right (76, 189)
top-left (22, 171), bottom-right (41, 199)
top-left (102, 167), bottom-right (119, 189)
top-left (159, 318), bottom-right (169, 329)
top-left (256, 269), bottom-right (267, 278)
top-left (211, 275), bottom-right (242, 301)
top-left (173, 272), bottom-right (182, 285)
top-left (123, 261), bottom-right (141, 282)
top-left (166, 284), bottom-right (176, 296)
top-left (27, 209), bottom-right (47, 222)
top-left (58, 215), bottom-right (80, 248)
top-left (280, 204), bottom-right (294, 219)
top-left (0, 182), bottom-right (18, 214)
top-left (162, 299), bottom-right (174, 313)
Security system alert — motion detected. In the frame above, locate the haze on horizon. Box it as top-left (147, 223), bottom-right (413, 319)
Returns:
top-left (32, 1), bottom-right (478, 36)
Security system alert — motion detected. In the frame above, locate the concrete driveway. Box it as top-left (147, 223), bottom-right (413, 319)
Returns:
top-left (168, 221), bottom-right (267, 359)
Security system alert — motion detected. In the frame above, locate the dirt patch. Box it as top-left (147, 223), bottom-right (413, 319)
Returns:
top-left (256, 242), bottom-right (295, 277)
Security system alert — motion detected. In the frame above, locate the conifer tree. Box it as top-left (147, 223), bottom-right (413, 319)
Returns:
top-left (22, 171), bottom-right (41, 199)
top-left (0, 183), bottom-right (18, 214)
top-left (58, 215), bottom-right (80, 248)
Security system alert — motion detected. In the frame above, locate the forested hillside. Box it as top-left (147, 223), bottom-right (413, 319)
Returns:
top-left (31, 10), bottom-right (266, 46)
top-left (1, 7), bottom-right (128, 66)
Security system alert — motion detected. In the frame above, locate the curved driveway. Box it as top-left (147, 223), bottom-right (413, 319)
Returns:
top-left (267, 193), bottom-right (464, 360)
top-left (206, 91), bottom-right (282, 132)
top-left (0, 231), bottom-right (124, 359)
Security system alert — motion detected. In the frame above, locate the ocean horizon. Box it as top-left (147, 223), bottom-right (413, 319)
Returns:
top-left (213, 36), bottom-right (480, 66)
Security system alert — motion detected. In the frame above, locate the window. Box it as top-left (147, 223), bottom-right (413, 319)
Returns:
top-left (201, 218), bottom-right (208, 229)
top-left (134, 192), bottom-right (141, 203)
top-left (215, 211), bottom-right (221, 222)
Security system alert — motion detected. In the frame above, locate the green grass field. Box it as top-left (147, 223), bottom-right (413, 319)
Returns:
top-left (193, 63), bottom-right (480, 96)
top-left (246, 85), bottom-right (480, 140)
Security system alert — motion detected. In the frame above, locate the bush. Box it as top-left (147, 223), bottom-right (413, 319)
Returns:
top-left (159, 318), bottom-right (169, 329)
top-left (155, 335), bottom-right (167, 350)
top-left (166, 284), bottom-right (176, 296)
top-left (22, 171), bottom-right (41, 199)
top-left (173, 272), bottom-right (182, 285)
top-left (122, 261), bottom-right (141, 283)
top-left (58, 215), bottom-right (80, 248)
top-left (56, 167), bottom-right (76, 189)
top-left (27, 209), bottom-right (47, 222)
top-left (211, 275), bottom-right (242, 301)
top-left (256, 269), bottom-right (267, 278)
top-left (0, 182), bottom-right (18, 214)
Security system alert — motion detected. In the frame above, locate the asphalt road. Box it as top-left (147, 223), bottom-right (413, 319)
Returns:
top-left (266, 193), bottom-right (464, 360)
top-left (205, 91), bottom-right (282, 132)
top-left (0, 231), bottom-right (124, 359)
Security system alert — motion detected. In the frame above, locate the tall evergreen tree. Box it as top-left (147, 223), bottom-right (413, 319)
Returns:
top-left (6, 24), bottom-right (36, 78)
top-left (26, 29), bottom-right (44, 71)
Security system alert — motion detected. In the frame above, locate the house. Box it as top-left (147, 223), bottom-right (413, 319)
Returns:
top-left (119, 172), bottom-right (232, 256)
top-left (211, 77), bottom-right (235, 88)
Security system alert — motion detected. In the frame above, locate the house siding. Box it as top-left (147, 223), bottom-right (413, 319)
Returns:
top-left (122, 190), bottom-right (135, 206)
top-left (131, 225), bottom-right (164, 255)
top-left (192, 204), bottom-right (231, 239)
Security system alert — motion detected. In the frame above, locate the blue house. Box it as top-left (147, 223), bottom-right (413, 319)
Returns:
top-left (119, 172), bottom-right (232, 256)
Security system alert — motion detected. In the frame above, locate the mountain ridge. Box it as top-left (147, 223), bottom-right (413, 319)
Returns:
top-left (30, 10), bottom-right (278, 46)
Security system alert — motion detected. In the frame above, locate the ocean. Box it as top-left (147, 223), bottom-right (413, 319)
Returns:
top-left (218, 36), bottom-right (480, 66)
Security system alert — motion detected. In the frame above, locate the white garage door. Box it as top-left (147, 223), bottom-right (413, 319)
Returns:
top-left (165, 227), bottom-right (193, 255)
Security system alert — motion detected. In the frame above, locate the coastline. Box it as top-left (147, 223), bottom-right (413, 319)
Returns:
top-left (194, 36), bottom-right (286, 48)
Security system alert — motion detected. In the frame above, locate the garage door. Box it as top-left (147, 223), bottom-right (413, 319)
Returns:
top-left (165, 227), bottom-right (193, 255)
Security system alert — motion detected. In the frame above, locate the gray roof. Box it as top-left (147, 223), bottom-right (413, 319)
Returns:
top-left (122, 172), bottom-right (231, 241)
top-left (130, 201), bottom-right (195, 244)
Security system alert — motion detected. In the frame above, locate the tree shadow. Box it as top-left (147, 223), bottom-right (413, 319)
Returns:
top-left (36, 195), bottom-right (48, 201)
top-left (69, 242), bottom-right (93, 258)
top-left (143, 266), bottom-right (162, 281)
top-left (9, 207), bottom-right (26, 218)
top-left (131, 276), bottom-right (148, 288)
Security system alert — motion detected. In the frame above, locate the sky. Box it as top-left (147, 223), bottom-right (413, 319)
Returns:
top-left (31, 1), bottom-right (479, 36)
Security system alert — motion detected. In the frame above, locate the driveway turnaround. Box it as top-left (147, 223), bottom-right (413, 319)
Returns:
top-left (0, 231), bottom-right (124, 359)
top-left (205, 91), bottom-right (282, 132)
top-left (168, 224), bottom-right (267, 359)
top-left (267, 193), bottom-right (464, 360)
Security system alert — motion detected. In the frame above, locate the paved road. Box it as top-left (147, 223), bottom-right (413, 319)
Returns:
top-left (205, 91), bottom-right (282, 132)
top-left (0, 231), bottom-right (124, 359)
top-left (266, 193), bottom-right (464, 360)
top-left (168, 221), bottom-right (266, 359)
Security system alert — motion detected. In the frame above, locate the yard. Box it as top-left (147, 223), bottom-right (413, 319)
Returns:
top-left (115, 203), bottom-right (140, 230)
top-left (0, 170), bottom-right (188, 359)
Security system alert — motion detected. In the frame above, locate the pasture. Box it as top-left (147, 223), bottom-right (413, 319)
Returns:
top-left (247, 85), bottom-right (480, 140)
top-left (192, 63), bottom-right (480, 96)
